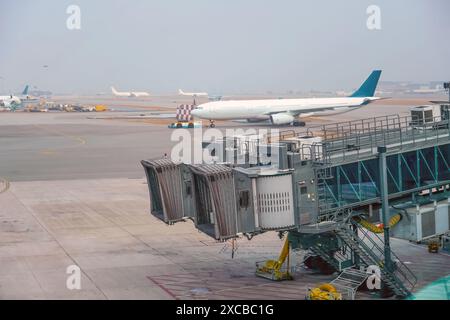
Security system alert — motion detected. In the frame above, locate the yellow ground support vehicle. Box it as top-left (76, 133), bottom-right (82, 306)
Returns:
top-left (353, 213), bottom-right (402, 233)
top-left (428, 240), bottom-right (439, 253)
top-left (95, 105), bottom-right (107, 112)
top-left (255, 237), bottom-right (293, 281)
top-left (307, 284), bottom-right (342, 300)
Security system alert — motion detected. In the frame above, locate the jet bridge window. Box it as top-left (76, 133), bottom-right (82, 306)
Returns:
top-left (239, 190), bottom-right (250, 209)
top-left (300, 186), bottom-right (308, 195)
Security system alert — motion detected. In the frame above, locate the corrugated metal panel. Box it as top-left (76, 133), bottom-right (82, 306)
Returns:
top-left (141, 159), bottom-right (184, 223)
top-left (436, 204), bottom-right (450, 234)
top-left (189, 164), bottom-right (238, 240)
top-left (421, 211), bottom-right (436, 238)
top-left (448, 205), bottom-right (450, 231)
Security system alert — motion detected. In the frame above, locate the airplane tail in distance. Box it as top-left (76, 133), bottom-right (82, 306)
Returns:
top-left (111, 87), bottom-right (118, 94)
top-left (350, 70), bottom-right (382, 97)
top-left (22, 85), bottom-right (29, 95)
top-left (178, 89), bottom-right (184, 95)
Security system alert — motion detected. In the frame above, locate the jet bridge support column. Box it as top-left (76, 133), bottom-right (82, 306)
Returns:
top-left (378, 146), bottom-right (393, 273)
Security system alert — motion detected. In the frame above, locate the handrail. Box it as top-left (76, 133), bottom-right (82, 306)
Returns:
top-left (350, 222), bottom-right (417, 290)
top-left (311, 115), bottom-right (450, 166)
top-left (337, 222), bottom-right (416, 295)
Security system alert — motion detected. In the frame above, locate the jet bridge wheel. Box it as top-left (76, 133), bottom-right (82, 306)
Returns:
top-left (293, 120), bottom-right (306, 127)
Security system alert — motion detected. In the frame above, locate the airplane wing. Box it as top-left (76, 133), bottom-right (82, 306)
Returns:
top-left (263, 105), bottom-right (347, 117)
top-left (262, 98), bottom-right (378, 117)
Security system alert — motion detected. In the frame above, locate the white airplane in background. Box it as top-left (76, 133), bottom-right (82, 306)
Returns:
top-left (18, 85), bottom-right (39, 103)
top-left (178, 89), bottom-right (208, 97)
top-left (191, 70), bottom-right (382, 127)
top-left (111, 86), bottom-right (150, 97)
top-left (410, 85), bottom-right (446, 94)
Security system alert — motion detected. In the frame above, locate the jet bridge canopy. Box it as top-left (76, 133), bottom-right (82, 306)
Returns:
top-left (141, 159), bottom-right (186, 224)
top-left (188, 164), bottom-right (238, 241)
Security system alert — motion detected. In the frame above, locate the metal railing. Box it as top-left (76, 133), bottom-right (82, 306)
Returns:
top-left (305, 114), bottom-right (450, 165)
top-left (339, 220), bottom-right (417, 295)
top-left (353, 222), bottom-right (417, 293)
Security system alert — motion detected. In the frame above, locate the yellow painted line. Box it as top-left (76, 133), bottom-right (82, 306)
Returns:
top-left (0, 178), bottom-right (10, 194)
top-left (32, 124), bottom-right (87, 148)
top-left (40, 149), bottom-right (57, 155)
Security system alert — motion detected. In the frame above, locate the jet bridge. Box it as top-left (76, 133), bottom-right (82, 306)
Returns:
top-left (142, 112), bottom-right (450, 298)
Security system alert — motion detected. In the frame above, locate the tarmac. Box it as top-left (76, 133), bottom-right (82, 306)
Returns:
top-left (0, 96), bottom-right (449, 299)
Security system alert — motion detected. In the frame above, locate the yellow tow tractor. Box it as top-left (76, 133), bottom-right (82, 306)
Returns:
top-left (255, 237), bottom-right (293, 281)
top-left (428, 240), bottom-right (440, 253)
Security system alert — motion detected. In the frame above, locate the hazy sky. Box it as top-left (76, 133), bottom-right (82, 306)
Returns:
top-left (1, 0), bottom-right (449, 94)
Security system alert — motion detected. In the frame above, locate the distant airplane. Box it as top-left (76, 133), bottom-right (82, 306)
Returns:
top-left (17, 85), bottom-right (39, 103)
top-left (111, 86), bottom-right (150, 97)
top-left (410, 86), bottom-right (446, 94)
top-left (0, 94), bottom-right (21, 110)
top-left (178, 89), bottom-right (208, 97)
top-left (191, 70), bottom-right (382, 127)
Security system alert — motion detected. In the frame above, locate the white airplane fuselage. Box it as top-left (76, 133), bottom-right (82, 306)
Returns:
top-left (111, 87), bottom-right (150, 97)
top-left (178, 89), bottom-right (208, 97)
top-left (190, 70), bottom-right (382, 125)
top-left (191, 97), bottom-right (376, 121)
top-left (0, 95), bottom-right (22, 109)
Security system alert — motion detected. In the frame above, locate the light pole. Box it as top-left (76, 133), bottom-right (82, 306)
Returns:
top-left (378, 146), bottom-right (392, 273)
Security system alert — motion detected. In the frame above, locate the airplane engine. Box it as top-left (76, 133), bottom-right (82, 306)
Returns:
top-left (270, 113), bottom-right (295, 125)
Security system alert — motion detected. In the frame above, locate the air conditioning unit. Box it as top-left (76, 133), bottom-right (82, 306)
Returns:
top-left (391, 199), bottom-right (450, 242)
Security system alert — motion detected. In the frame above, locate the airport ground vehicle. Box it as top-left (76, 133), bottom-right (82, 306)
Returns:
top-left (168, 121), bottom-right (201, 129)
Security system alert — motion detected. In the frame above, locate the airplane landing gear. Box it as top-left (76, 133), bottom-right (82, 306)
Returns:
top-left (209, 120), bottom-right (216, 128)
top-left (293, 120), bottom-right (306, 127)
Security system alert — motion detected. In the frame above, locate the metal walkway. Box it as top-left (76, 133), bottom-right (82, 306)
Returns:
top-left (309, 114), bottom-right (450, 216)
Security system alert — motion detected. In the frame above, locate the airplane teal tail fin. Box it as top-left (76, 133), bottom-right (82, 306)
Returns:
top-left (350, 70), bottom-right (382, 97)
top-left (22, 85), bottom-right (29, 95)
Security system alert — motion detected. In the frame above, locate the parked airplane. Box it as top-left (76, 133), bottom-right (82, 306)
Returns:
top-left (409, 85), bottom-right (446, 94)
top-left (0, 94), bottom-right (21, 110)
top-left (178, 89), bottom-right (208, 97)
top-left (18, 85), bottom-right (39, 103)
top-left (111, 86), bottom-right (150, 97)
top-left (191, 70), bottom-right (382, 127)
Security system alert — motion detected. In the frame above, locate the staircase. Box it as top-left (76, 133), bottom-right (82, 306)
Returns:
top-left (310, 242), bottom-right (353, 272)
top-left (316, 166), bottom-right (337, 214)
top-left (309, 245), bottom-right (339, 271)
top-left (335, 221), bottom-right (417, 298)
